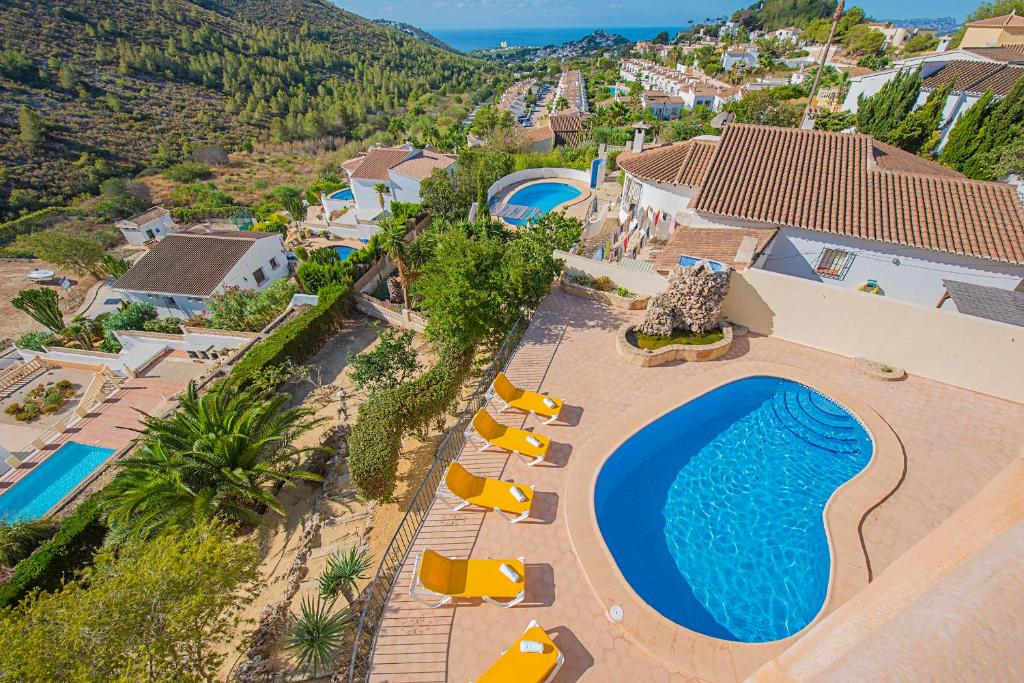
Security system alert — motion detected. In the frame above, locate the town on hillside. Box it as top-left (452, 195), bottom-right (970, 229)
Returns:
top-left (0, 1), bottom-right (1022, 682)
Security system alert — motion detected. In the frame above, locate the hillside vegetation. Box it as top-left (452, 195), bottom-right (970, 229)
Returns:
top-left (0, 0), bottom-right (500, 221)
top-left (732, 0), bottom-right (838, 31)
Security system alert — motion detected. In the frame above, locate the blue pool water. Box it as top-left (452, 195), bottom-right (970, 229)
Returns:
top-left (328, 188), bottom-right (353, 201)
top-left (610, 85), bottom-right (629, 96)
top-left (333, 246), bottom-right (355, 261)
top-left (0, 442), bottom-right (115, 520)
top-left (679, 255), bottom-right (726, 271)
top-left (504, 182), bottom-right (582, 226)
top-left (595, 377), bottom-right (872, 642)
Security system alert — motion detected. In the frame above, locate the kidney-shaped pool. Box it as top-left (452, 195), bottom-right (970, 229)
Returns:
top-left (594, 376), bottom-right (873, 643)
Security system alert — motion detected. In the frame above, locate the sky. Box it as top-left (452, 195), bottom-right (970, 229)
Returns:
top-left (332, 0), bottom-right (981, 29)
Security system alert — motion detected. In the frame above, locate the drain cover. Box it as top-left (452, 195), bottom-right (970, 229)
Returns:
top-left (608, 604), bottom-right (624, 622)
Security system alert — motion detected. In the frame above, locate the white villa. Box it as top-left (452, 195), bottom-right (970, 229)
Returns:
top-left (842, 53), bottom-right (1024, 151)
top-left (113, 231), bottom-right (289, 317)
top-left (612, 124), bottom-right (1024, 308)
top-left (115, 206), bottom-right (178, 246)
top-left (621, 59), bottom-right (740, 112)
top-left (641, 90), bottom-right (684, 120)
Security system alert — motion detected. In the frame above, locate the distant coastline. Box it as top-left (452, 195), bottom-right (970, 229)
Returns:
top-left (430, 25), bottom-right (693, 52)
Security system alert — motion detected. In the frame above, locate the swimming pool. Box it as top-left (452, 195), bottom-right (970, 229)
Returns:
top-left (503, 182), bottom-right (582, 226)
top-left (333, 245), bottom-right (356, 261)
top-left (328, 188), bottom-right (353, 201)
top-left (679, 255), bottom-right (726, 271)
top-left (0, 442), bottom-right (116, 520)
top-left (594, 376), bottom-right (872, 643)
top-left (610, 85), bottom-right (629, 96)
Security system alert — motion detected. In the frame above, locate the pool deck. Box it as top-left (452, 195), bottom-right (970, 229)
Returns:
top-left (366, 289), bottom-right (1024, 683)
top-left (491, 177), bottom-right (593, 226)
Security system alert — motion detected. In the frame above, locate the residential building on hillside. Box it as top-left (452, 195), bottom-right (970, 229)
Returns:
top-left (641, 90), bottom-right (684, 119)
top-left (341, 144), bottom-right (456, 212)
top-left (865, 22), bottom-right (911, 50)
top-left (613, 125), bottom-right (1024, 307)
top-left (113, 232), bottom-right (288, 317)
top-left (722, 49), bottom-right (758, 71)
top-left (959, 11), bottom-right (1024, 49)
top-left (719, 21), bottom-right (740, 39)
top-left (116, 206), bottom-right (178, 246)
top-left (497, 78), bottom-right (537, 123)
top-left (774, 27), bottom-right (801, 43)
top-left (621, 59), bottom-right (737, 112)
top-left (555, 69), bottom-right (588, 112)
top-left (843, 59), bottom-right (1024, 150)
top-left (548, 111), bottom-right (590, 147)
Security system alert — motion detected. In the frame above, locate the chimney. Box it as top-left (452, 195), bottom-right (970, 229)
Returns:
top-left (632, 122), bottom-right (648, 153)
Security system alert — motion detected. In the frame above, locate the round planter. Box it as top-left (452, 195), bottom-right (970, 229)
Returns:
top-left (853, 357), bottom-right (906, 381)
top-left (615, 323), bottom-right (734, 367)
top-left (560, 280), bottom-right (650, 310)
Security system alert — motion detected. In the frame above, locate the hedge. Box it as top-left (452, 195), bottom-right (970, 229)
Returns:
top-left (0, 206), bottom-right (69, 246)
top-left (0, 496), bottom-right (107, 608)
top-left (348, 346), bottom-right (473, 501)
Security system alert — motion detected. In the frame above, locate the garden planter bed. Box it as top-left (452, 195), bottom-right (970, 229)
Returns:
top-left (560, 280), bottom-right (650, 310)
top-left (616, 323), bottom-right (733, 367)
top-left (854, 357), bottom-right (906, 381)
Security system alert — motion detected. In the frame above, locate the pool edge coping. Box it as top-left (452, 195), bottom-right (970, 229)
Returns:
top-left (562, 360), bottom-right (906, 682)
top-left (494, 177), bottom-right (593, 226)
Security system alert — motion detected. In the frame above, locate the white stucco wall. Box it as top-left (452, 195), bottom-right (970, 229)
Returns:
top-left (388, 170), bottom-right (423, 204)
top-left (758, 227), bottom-right (1024, 307)
top-left (218, 236), bottom-right (289, 293)
top-left (118, 213), bottom-right (178, 246)
top-left (350, 177), bottom-right (388, 212)
top-left (621, 173), bottom-right (701, 239)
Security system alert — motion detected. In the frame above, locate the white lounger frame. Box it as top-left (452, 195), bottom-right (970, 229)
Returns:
top-left (408, 551), bottom-right (526, 608)
top-left (465, 422), bottom-right (546, 467)
top-left (469, 619), bottom-right (565, 683)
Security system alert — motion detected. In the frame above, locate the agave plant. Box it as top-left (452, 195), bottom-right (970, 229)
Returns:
top-left (0, 517), bottom-right (56, 566)
top-left (286, 596), bottom-right (354, 675)
top-left (319, 546), bottom-right (372, 606)
top-left (103, 381), bottom-right (327, 537)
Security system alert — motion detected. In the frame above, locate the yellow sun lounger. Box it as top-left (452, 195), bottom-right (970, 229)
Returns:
top-left (409, 549), bottom-right (526, 608)
top-left (488, 372), bottom-right (564, 425)
top-left (467, 409), bottom-right (550, 466)
top-left (441, 462), bottom-right (535, 523)
top-left (471, 620), bottom-right (564, 683)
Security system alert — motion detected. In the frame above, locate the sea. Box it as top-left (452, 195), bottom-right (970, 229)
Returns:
top-left (430, 26), bottom-right (693, 52)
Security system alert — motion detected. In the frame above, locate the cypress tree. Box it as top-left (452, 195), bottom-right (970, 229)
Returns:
top-left (857, 68), bottom-right (922, 140)
top-left (887, 79), bottom-right (954, 155)
top-left (18, 105), bottom-right (45, 147)
top-left (939, 90), bottom-right (994, 172)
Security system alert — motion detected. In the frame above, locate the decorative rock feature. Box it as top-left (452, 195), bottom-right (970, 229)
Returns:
top-left (638, 261), bottom-right (731, 337)
top-left (854, 357), bottom-right (906, 381)
top-left (560, 279), bottom-right (650, 310)
top-left (616, 323), bottom-right (734, 367)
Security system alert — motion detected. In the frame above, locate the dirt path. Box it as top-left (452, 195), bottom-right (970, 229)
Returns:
top-left (0, 259), bottom-right (100, 341)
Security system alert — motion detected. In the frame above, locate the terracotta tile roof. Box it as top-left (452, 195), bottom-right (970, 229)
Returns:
top-left (617, 139), bottom-right (719, 187)
top-left (390, 150), bottom-right (456, 180)
top-left (962, 45), bottom-right (1024, 64)
top-left (346, 147), bottom-right (415, 181)
top-left (114, 232), bottom-right (278, 297)
top-left (548, 112), bottom-right (589, 133)
top-left (694, 124), bottom-right (1024, 265)
top-left (967, 11), bottom-right (1024, 27)
top-left (643, 90), bottom-right (684, 105)
top-left (523, 125), bottom-right (556, 141)
top-left (921, 60), bottom-right (1024, 96)
top-left (123, 205), bottom-right (171, 227)
top-left (871, 141), bottom-right (964, 177)
top-left (653, 225), bottom-right (778, 273)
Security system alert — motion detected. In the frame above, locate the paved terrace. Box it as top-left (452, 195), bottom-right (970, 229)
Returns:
top-left (367, 289), bottom-right (1024, 682)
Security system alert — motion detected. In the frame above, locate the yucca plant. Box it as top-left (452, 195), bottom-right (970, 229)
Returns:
top-left (286, 596), bottom-right (354, 676)
top-left (319, 546), bottom-right (372, 606)
top-left (0, 517), bottom-right (56, 566)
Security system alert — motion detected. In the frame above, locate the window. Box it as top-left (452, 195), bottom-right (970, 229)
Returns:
top-left (252, 267), bottom-right (266, 285)
top-left (269, 257), bottom-right (280, 270)
top-left (815, 247), bottom-right (854, 280)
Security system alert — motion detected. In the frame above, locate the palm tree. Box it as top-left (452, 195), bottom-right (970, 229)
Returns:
top-left (319, 546), bottom-right (372, 606)
top-left (374, 182), bottom-right (389, 209)
top-left (376, 217), bottom-right (412, 309)
top-left (0, 518), bottom-right (56, 566)
top-left (103, 381), bottom-right (327, 536)
top-left (286, 596), bottom-right (354, 676)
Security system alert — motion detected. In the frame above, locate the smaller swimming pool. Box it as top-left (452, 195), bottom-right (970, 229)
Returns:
top-left (0, 442), bottom-right (115, 520)
top-left (328, 188), bottom-right (353, 201)
top-left (679, 255), bottom-right (727, 271)
top-left (333, 245), bottom-right (356, 261)
top-left (610, 85), bottom-right (629, 96)
top-left (504, 182), bottom-right (582, 226)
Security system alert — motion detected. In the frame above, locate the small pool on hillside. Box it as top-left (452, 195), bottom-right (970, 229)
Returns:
top-left (328, 188), bottom-right (353, 201)
top-left (333, 246), bottom-right (356, 261)
top-left (595, 377), bottom-right (872, 643)
top-left (0, 442), bottom-right (116, 520)
top-left (610, 85), bottom-right (629, 96)
top-left (504, 182), bottom-right (582, 226)
top-left (679, 255), bottom-right (726, 271)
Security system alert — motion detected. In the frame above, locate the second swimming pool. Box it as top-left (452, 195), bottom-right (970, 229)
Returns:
top-left (0, 441), bottom-right (115, 520)
top-left (503, 182), bottom-right (582, 226)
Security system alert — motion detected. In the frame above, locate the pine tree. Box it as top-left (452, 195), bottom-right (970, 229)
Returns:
top-left (856, 68), bottom-right (922, 140)
top-left (887, 80), bottom-right (953, 155)
top-left (939, 90), bottom-right (994, 172)
top-left (18, 105), bottom-right (45, 147)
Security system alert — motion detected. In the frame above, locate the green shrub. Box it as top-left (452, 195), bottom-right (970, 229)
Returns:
top-left (614, 286), bottom-right (633, 298)
top-left (0, 496), bottom-right (107, 608)
top-left (348, 346), bottom-right (472, 501)
top-left (162, 161), bottom-right (213, 183)
top-left (591, 276), bottom-right (615, 292)
top-left (296, 259), bottom-right (355, 295)
top-left (16, 331), bottom-right (58, 351)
